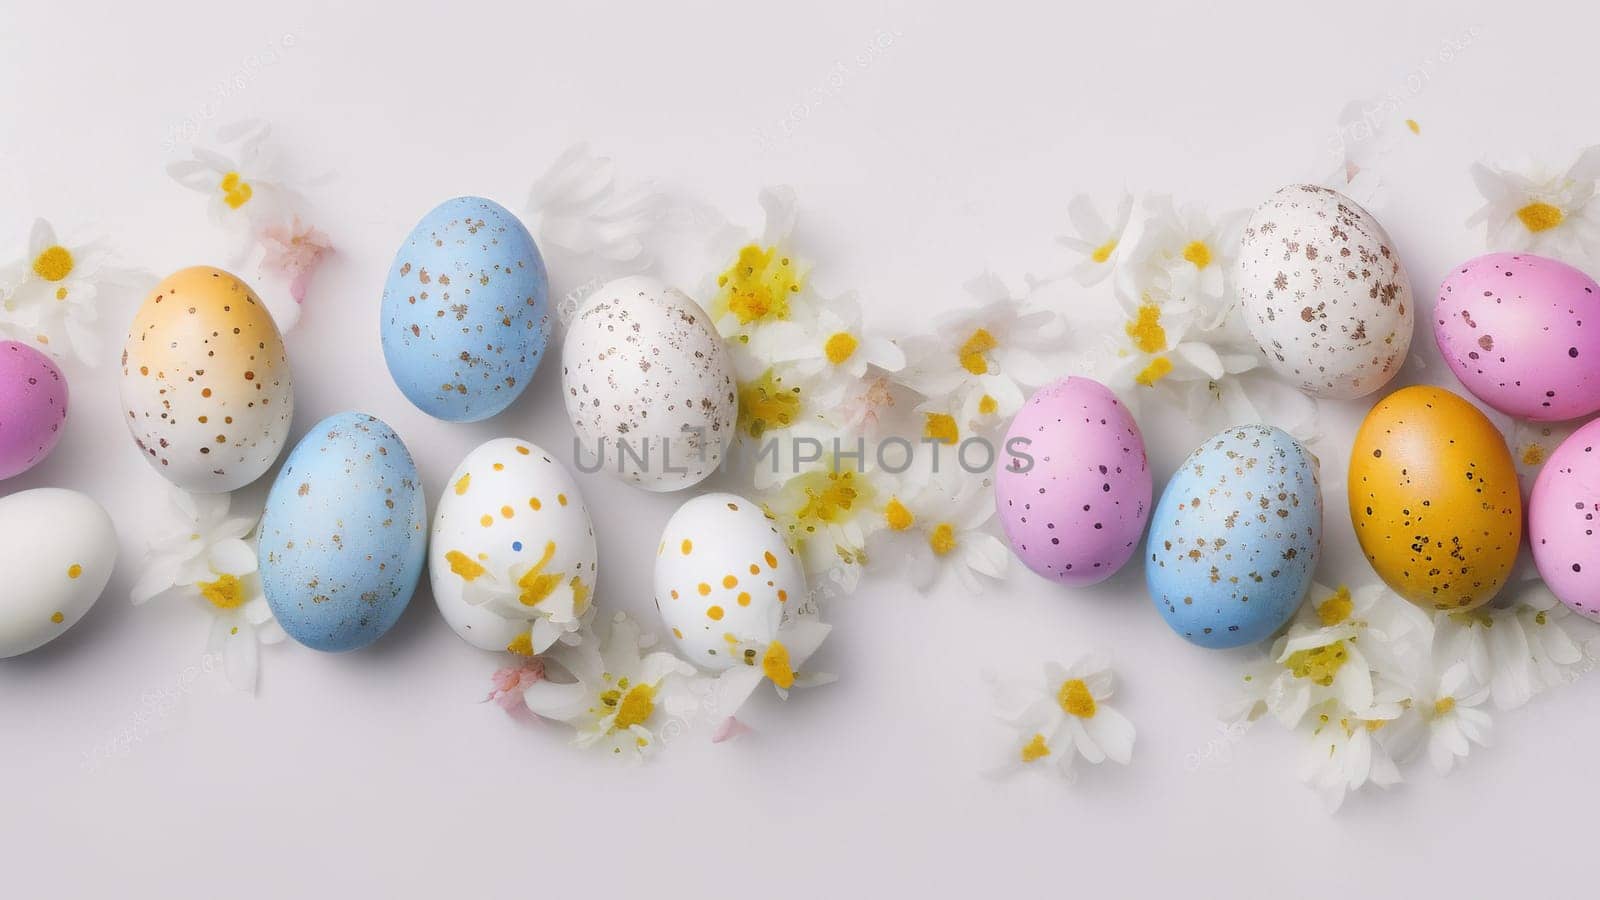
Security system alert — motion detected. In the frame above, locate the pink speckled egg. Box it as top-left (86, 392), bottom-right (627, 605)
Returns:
top-left (0, 341), bottom-right (68, 480)
top-left (994, 377), bottom-right (1151, 586)
top-left (1529, 417), bottom-right (1600, 622)
top-left (1435, 252), bottom-right (1600, 421)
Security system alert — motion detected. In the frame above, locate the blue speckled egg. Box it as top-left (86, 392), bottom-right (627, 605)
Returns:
top-left (259, 412), bottom-right (427, 652)
top-left (1145, 425), bottom-right (1321, 649)
top-left (380, 197), bottom-right (550, 422)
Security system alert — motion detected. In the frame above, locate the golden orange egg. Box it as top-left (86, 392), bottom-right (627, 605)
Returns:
top-left (1348, 385), bottom-right (1521, 611)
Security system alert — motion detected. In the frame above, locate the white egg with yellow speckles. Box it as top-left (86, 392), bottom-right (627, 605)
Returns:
top-left (0, 488), bottom-right (117, 658)
top-left (654, 492), bottom-right (803, 670)
top-left (431, 438), bottom-right (597, 654)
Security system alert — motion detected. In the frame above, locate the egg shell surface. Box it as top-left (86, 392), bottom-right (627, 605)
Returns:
top-left (994, 377), bottom-right (1151, 585)
top-left (1434, 252), bottom-right (1600, 421)
top-left (1348, 385), bottom-right (1521, 611)
top-left (430, 437), bottom-right (598, 652)
top-left (654, 492), bottom-right (802, 670)
top-left (380, 196), bottom-right (549, 423)
top-left (259, 412), bottom-right (426, 652)
top-left (1236, 184), bottom-right (1413, 399)
top-left (562, 276), bottom-right (735, 492)
top-left (0, 341), bottom-right (68, 480)
top-left (119, 267), bottom-right (294, 492)
top-left (0, 488), bottom-right (117, 658)
top-left (1529, 418), bottom-right (1600, 621)
top-left (1146, 425), bottom-right (1322, 649)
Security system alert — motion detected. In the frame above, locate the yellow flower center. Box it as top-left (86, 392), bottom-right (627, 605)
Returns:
top-left (1182, 240), bottom-right (1212, 269)
top-left (1020, 733), bottom-right (1050, 762)
top-left (717, 243), bottom-right (800, 325)
top-left (977, 394), bottom-right (999, 416)
top-left (824, 331), bottom-right (858, 365)
top-left (197, 574), bottom-right (246, 610)
top-left (219, 171), bottom-right (254, 210)
top-left (1522, 443), bottom-right (1548, 466)
top-left (1432, 696), bottom-right (1456, 718)
top-left (1134, 356), bottom-right (1173, 387)
top-left (1516, 201), bottom-right (1564, 233)
top-left (959, 328), bottom-right (998, 375)
top-left (611, 682), bottom-right (656, 730)
top-left (1405, 119), bottom-right (1420, 135)
top-left (1058, 679), bottom-right (1097, 718)
top-left (517, 542), bottom-right (563, 606)
top-left (762, 639), bottom-right (795, 689)
top-left (738, 368), bottom-right (801, 439)
top-left (506, 632), bottom-right (534, 656)
top-left (795, 468), bottom-right (868, 526)
top-left (1284, 642), bottom-right (1349, 686)
top-left (884, 497), bottom-right (915, 531)
top-left (1090, 239), bottom-right (1117, 264)
top-left (1125, 303), bottom-right (1167, 354)
top-left (445, 550), bottom-right (486, 582)
top-left (31, 245), bottom-right (74, 282)
top-left (1316, 585), bottom-right (1354, 627)
top-left (570, 576), bottom-right (591, 615)
top-left (923, 412), bottom-right (959, 444)
top-left (929, 522), bottom-right (957, 556)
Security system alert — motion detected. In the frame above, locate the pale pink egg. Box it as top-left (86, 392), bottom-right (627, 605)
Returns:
top-left (1529, 417), bottom-right (1600, 622)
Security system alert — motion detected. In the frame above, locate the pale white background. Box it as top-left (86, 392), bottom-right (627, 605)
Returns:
top-left (2, 1), bottom-right (1597, 896)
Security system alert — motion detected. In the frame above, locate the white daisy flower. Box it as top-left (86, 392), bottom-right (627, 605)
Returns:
top-left (1514, 582), bottom-right (1589, 692)
top-left (1118, 195), bottom-right (1247, 308)
top-left (760, 454), bottom-right (885, 591)
top-left (443, 547), bottom-right (594, 656)
top-left (1467, 146), bottom-right (1600, 265)
top-left (705, 615), bottom-right (836, 735)
top-left (703, 186), bottom-right (815, 344)
top-left (524, 612), bottom-right (696, 760)
top-left (989, 654), bottom-right (1136, 783)
top-left (1325, 99), bottom-right (1405, 210)
top-left (0, 219), bottom-right (135, 366)
top-left (1413, 662), bottom-right (1492, 776)
top-left (753, 290), bottom-right (906, 407)
top-left (1296, 698), bottom-right (1407, 813)
top-left (1429, 592), bottom-right (1577, 711)
top-left (869, 466), bottom-right (1007, 594)
top-left (129, 486), bottom-right (285, 692)
top-left (1056, 191), bottom-right (1133, 285)
top-left (166, 119), bottom-right (298, 260)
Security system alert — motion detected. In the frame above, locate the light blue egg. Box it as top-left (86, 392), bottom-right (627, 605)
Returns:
top-left (1145, 425), bottom-right (1321, 649)
top-left (380, 197), bottom-right (549, 422)
top-left (259, 412), bottom-right (427, 652)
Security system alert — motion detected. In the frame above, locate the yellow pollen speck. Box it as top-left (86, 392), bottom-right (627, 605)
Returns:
top-left (454, 473), bottom-right (472, 495)
top-left (1090, 239), bottom-right (1117, 264)
top-left (1135, 356), bottom-right (1174, 387)
top-left (1285, 642), bottom-right (1350, 686)
top-left (681, 539), bottom-right (693, 555)
top-left (762, 639), bottom-right (796, 688)
top-left (923, 412), bottom-right (959, 444)
top-left (1182, 240), bottom-right (1212, 269)
top-left (446, 550), bottom-right (486, 582)
top-left (717, 243), bottom-right (801, 325)
top-left (31, 245), bottom-right (74, 282)
top-left (1522, 443), bottom-right (1548, 466)
top-left (197, 574), bottom-right (246, 610)
top-left (1126, 303), bottom-right (1167, 354)
top-left (959, 328), bottom-right (997, 375)
top-left (1517, 201), bottom-right (1565, 233)
top-left (884, 497), bottom-right (915, 531)
top-left (824, 332), bottom-right (859, 366)
top-left (55, 286), bottom-right (68, 301)
top-left (1058, 679), bottom-right (1097, 718)
top-left (557, 494), bottom-right (567, 506)
top-left (516, 542), bottom-right (563, 606)
top-left (707, 605), bottom-right (725, 621)
top-left (929, 522), bottom-right (957, 556)
top-left (977, 394), bottom-right (999, 416)
top-left (506, 632), bottom-right (533, 656)
top-left (219, 171), bottom-right (253, 209)
top-left (1020, 733), bottom-right (1050, 762)
top-left (1406, 118), bottom-right (1421, 134)
top-left (1316, 585), bottom-right (1354, 627)
top-left (672, 627), bottom-right (683, 639)
top-left (67, 564), bottom-right (83, 579)
top-left (613, 683), bottom-right (655, 730)
top-left (1433, 696), bottom-right (1456, 718)
top-left (50, 611), bottom-right (64, 624)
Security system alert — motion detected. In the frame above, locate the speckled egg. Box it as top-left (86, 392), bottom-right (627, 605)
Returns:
top-left (1237, 184), bottom-right (1413, 399)
top-left (1349, 385), bottom-right (1521, 611)
top-left (1146, 425), bottom-right (1321, 648)
top-left (0, 488), bottom-right (116, 658)
top-left (430, 437), bottom-right (598, 654)
top-left (119, 267), bottom-right (294, 492)
top-left (1434, 252), bottom-right (1600, 421)
top-left (0, 341), bottom-right (68, 480)
top-left (381, 197), bottom-right (549, 423)
top-left (563, 276), bottom-right (735, 491)
top-left (654, 492), bottom-right (802, 670)
top-left (258, 413), bottom-right (426, 652)
top-left (994, 377), bottom-right (1151, 585)
top-left (1528, 418), bottom-right (1600, 621)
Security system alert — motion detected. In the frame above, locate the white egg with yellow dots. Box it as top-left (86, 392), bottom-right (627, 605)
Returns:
top-left (430, 437), bottom-right (598, 655)
top-left (0, 488), bottom-right (118, 658)
top-left (653, 491), bottom-right (804, 670)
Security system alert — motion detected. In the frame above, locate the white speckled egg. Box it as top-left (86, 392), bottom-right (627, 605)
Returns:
top-left (120, 266), bottom-right (294, 492)
top-left (1236, 184), bottom-right (1414, 399)
top-left (430, 437), bottom-right (597, 654)
top-left (0, 488), bottom-right (117, 658)
top-left (562, 276), bottom-right (736, 492)
top-left (654, 492), bottom-right (802, 670)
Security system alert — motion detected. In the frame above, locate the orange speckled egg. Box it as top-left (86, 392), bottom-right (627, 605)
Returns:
top-left (119, 266), bottom-right (294, 492)
top-left (1348, 385), bottom-right (1521, 611)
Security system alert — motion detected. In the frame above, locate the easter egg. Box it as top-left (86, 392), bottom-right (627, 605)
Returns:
top-left (1349, 385), bottom-right (1521, 611)
top-left (1236, 184), bottom-right (1414, 399)
top-left (1528, 418), bottom-right (1600, 621)
top-left (119, 266), bottom-right (294, 492)
top-left (1146, 425), bottom-right (1322, 648)
top-left (380, 197), bottom-right (550, 423)
top-left (0, 341), bottom-right (68, 480)
top-left (0, 488), bottom-right (117, 658)
top-left (563, 276), bottom-right (736, 491)
top-left (430, 438), bottom-right (598, 654)
top-left (258, 413), bottom-right (427, 652)
top-left (994, 376), bottom-right (1151, 585)
top-left (1434, 252), bottom-right (1600, 421)
top-left (654, 492), bottom-right (802, 670)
